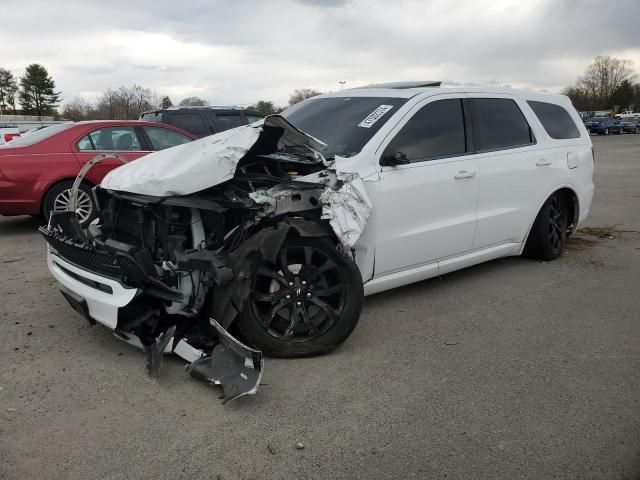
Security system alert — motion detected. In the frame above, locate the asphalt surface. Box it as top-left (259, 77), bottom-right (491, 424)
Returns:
top-left (1, 135), bottom-right (639, 480)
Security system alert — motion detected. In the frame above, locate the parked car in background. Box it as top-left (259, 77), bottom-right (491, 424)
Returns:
top-left (0, 121), bottom-right (195, 226)
top-left (617, 117), bottom-right (640, 134)
top-left (139, 106), bottom-right (265, 138)
top-left (585, 116), bottom-right (615, 135)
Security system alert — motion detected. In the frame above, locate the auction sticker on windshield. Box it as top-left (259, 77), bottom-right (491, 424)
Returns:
top-left (357, 105), bottom-right (394, 128)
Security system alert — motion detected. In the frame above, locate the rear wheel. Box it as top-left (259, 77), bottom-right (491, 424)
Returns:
top-left (523, 193), bottom-right (569, 261)
top-left (43, 181), bottom-right (96, 228)
top-left (237, 237), bottom-right (363, 357)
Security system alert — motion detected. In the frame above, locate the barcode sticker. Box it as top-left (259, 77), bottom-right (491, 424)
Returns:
top-left (357, 105), bottom-right (394, 128)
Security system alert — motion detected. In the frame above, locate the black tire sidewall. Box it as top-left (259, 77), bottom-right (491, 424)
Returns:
top-left (236, 237), bottom-right (364, 358)
top-left (523, 193), bottom-right (569, 261)
top-left (43, 181), bottom-right (96, 228)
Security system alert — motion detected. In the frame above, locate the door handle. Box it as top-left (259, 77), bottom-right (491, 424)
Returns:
top-left (536, 159), bottom-right (552, 166)
top-left (454, 170), bottom-right (476, 179)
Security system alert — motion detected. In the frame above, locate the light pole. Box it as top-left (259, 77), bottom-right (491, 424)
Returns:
top-left (338, 81), bottom-right (346, 91)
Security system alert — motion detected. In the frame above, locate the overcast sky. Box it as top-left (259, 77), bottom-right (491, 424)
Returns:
top-left (2, 0), bottom-right (639, 107)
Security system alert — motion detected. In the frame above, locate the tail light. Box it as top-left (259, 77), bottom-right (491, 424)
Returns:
top-left (4, 133), bottom-right (20, 142)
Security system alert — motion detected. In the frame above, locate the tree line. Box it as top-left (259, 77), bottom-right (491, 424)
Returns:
top-left (562, 55), bottom-right (639, 112)
top-left (0, 63), bottom-right (325, 120)
top-left (3, 57), bottom-right (639, 121)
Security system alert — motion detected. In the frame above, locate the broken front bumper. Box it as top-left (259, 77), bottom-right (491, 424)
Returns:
top-left (40, 214), bottom-right (264, 402)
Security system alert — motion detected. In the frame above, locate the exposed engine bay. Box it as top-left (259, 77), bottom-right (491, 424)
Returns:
top-left (40, 116), bottom-right (371, 402)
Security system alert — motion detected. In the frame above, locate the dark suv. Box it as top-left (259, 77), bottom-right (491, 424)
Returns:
top-left (139, 106), bottom-right (264, 138)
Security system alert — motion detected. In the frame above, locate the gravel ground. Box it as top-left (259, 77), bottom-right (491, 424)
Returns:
top-left (1, 135), bottom-right (639, 479)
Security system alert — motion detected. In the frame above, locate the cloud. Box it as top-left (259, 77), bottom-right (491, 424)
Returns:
top-left (1, 0), bottom-right (638, 107)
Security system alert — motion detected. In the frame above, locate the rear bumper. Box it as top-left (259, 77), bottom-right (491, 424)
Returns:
top-left (576, 182), bottom-right (595, 228)
top-left (48, 251), bottom-right (139, 329)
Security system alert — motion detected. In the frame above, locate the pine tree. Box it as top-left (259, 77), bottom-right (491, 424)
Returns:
top-left (0, 68), bottom-right (18, 115)
top-left (19, 64), bottom-right (61, 116)
top-left (160, 95), bottom-right (173, 109)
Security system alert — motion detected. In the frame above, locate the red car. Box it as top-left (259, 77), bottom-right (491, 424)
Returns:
top-left (0, 121), bottom-right (195, 226)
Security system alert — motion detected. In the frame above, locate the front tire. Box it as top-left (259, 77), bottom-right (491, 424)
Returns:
top-left (236, 237), bottom-right (363, 357)
top-left (523, 193), bottom-right (569, 261)
top-left (43, 181), bottom-right (96, 228)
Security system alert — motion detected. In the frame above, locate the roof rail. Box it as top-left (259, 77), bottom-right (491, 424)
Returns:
top-left (164, 105), bottom-right (245, 111)
top-left (355, 81), bottom-right (441, 89)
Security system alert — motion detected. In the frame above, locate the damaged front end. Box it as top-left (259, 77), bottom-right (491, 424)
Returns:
top-left (40, 116), bottom-right (371, 402)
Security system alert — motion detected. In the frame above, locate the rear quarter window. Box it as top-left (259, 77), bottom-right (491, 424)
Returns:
top-left (527, 101), bottom-right (581, 139)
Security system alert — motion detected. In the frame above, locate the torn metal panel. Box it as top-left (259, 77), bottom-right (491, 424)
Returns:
top-left (319, 173), bottom-right (373, 248)
top-left (186, 319), bottom-right (263, 403)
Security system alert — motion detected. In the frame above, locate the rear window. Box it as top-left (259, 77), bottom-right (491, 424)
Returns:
top-left (527, 101), bottom-right (580, 139)
top-left (3, 123), bottom-right (73, 147)
top-left (168, 113), bottom-right (209, 136)
top-left (470, 98), bottom-right (534, 152)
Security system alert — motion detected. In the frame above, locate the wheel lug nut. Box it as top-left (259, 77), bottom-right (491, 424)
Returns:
top-left (301, 281), bottom-right (307, 286)
top-left (296, 301), bottom-right (302, 306)
top-left (285, 294), bottom-right (291, 300)
top-left (288, 282), bottom-right (294, 287)
top-left (306, 292), bottom-right (312, 298)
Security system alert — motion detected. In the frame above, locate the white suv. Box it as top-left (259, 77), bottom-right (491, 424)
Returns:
top-left (41, 81), bottom-right (593, 396)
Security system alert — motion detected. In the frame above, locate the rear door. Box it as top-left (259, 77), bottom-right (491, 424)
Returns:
top-left (370, 94), bottom-right (479, 276)
top-left (468, 95), bottom-right (565, 249)
top-left (72, 125), bottom-right (150, 185)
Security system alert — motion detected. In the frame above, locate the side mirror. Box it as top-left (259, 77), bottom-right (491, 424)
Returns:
top-left (380, 151), bottom-right (409, 167)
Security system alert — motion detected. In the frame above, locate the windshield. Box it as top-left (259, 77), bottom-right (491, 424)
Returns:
top-left (591, 117), bottom-right (608, 123)
top-left (282, 96), bottom-right (408, 158)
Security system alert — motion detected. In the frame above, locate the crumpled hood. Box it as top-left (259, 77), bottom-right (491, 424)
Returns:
top-left (100, 115), bottom-right (327, 196)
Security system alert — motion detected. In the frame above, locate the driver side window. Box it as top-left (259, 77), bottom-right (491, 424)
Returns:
top-left (382, 98), bottom-right (467, 163)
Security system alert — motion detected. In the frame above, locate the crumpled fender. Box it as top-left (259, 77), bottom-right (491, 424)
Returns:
top-left (211, 217), bottom-right (335, 329)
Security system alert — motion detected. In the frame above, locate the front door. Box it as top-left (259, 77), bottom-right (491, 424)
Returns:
top-left (72, 126), bottom-right (150, 184)
top-left (369, 95), bottom-right (479, 277)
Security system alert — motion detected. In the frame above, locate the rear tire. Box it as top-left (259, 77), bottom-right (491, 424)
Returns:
top-left (523, 193), bottom-right (569, 261)
top-left (236, 237), bottom-right (363, 357)
top-left (43, 181), bottom-right (96, 228)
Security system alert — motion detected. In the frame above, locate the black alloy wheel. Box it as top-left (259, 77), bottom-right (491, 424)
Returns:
top-left (238, 237), bottom-right (363, 357)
